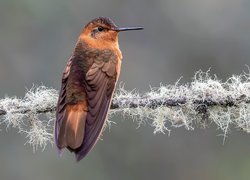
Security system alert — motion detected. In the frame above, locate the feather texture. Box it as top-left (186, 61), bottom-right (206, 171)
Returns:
top-left (55, 41), bottom-right (120, 161)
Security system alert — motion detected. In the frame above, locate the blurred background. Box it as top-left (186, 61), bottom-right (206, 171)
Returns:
top-left (1, 0), bottom-right (250, 179)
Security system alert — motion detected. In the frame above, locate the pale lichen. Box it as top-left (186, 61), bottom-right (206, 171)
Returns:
top-left (0, 86), bottom-right (57, 151)
top-left (0, 70), bottom-right (250, 151)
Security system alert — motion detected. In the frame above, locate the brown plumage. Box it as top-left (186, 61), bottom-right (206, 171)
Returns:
top-left (55, 17), bottom-right (143, 161)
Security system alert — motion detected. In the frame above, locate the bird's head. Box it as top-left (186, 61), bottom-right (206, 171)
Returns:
top-left (80, 17), bottom-right (143, 50)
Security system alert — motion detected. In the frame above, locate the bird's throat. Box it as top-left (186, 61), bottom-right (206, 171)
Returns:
top-left (79, 35), bottom-right (122, 60)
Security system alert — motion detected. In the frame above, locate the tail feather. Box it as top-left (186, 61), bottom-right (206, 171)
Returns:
top-left (57, 104), bottom-right (87, 150)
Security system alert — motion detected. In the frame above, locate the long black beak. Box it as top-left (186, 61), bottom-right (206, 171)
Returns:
top-left (114, 27), bottom-right (144, 31)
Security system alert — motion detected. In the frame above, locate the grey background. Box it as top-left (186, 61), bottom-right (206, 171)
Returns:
top-left (1, 0), bottom-right (250, 180)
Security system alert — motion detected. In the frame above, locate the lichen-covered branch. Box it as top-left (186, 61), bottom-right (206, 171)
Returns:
top-left (1, 70), bottom-right (250, 151)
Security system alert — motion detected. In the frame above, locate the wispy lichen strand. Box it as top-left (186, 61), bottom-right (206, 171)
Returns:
top-left (0, 86), bottom-right (57, 151)
top-left (0, 70), bottom-right (250, 151)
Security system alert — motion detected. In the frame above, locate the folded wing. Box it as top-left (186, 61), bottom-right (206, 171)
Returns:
top-left (55, 51), bottom-right (117, 161)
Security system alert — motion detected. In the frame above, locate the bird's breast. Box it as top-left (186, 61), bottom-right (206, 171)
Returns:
top-left (66, 43), bottom-right (122, 104)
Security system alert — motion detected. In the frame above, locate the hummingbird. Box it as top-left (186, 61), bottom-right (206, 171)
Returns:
top-left (55, 17), bottom-right (143, 161)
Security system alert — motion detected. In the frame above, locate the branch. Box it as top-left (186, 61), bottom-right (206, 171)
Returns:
top-left (1, 70), bottom-right (250, 151)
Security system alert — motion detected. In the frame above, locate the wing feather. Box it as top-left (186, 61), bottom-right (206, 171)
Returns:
top-left (74, 59), bottom-right (117, 161)
top-left (55, 49), bottom-right (118, 161)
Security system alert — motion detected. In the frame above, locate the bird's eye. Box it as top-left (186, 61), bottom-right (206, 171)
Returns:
top-left (97, 26), bottom-right (104, 32)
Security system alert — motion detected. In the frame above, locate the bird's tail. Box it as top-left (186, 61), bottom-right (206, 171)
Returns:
top-left (56, 103), bottom-right (87, 150)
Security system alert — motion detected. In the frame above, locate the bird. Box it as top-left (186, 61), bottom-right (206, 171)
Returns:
top-left (54, 17), bottom-right (143, 161)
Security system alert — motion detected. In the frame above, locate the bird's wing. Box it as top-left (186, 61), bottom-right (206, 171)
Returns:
top-left (75, 58), bottom-right (117, 161)
top-left (55, 56), bottom-right (85, 150)
top-left (55, 50), bottom-right (118, 161)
